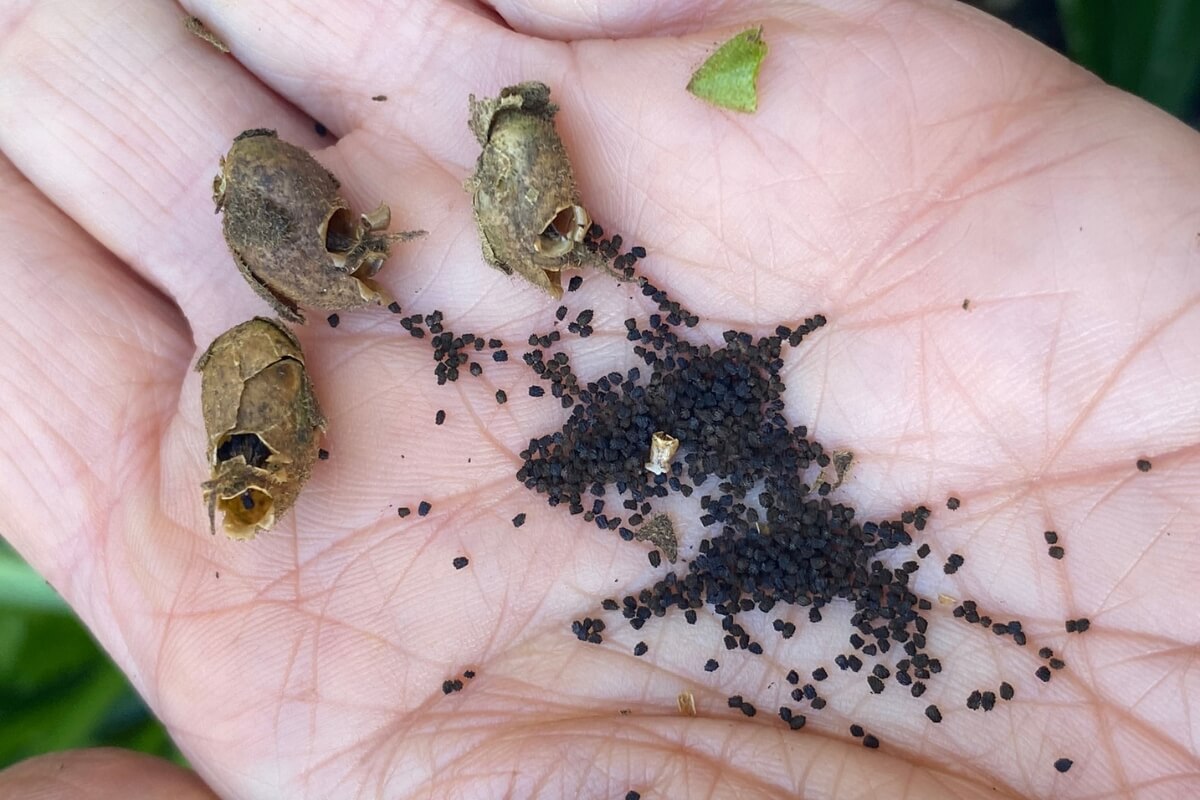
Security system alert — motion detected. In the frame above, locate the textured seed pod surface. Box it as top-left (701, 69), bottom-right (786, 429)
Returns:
top-left (467, 82), bottom-right (591, 299)
top-left (197, 317), bottom-right (325, 540)
top-left (213, 129), bottom-right (423, 322)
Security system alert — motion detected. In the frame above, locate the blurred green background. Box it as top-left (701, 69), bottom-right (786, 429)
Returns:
top-left (1, 0), bottom-right (1198, 780)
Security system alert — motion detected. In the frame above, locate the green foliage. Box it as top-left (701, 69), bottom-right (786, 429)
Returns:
top-left (1057, 0), bottom-right (1200, 119)
top-left (0, 544), bottom-right (182, 770)
top-left (687, 27), bottom-right (768, 113)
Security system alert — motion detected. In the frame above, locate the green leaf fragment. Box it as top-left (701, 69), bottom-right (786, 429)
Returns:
top-left (687, 27), bottom-right (767, 113)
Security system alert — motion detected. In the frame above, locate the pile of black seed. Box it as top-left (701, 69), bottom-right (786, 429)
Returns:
top-left (513, 258), bottom-right (958, 705)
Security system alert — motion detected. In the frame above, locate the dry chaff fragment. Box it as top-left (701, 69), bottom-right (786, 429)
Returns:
top-left (644, 431), bottom-right (680, 475)
top-left (197, 317), bottom-right (325, 540)
top-left (184, 16), bottom-right (229, 53)
top-left (677, 691), bottom-right (697, 717)
top-left (466, 82), bottom-right (592, 299)
top-left (213, 129), bottom-right (425, 322)
top-left (635, 514), bottom-right (678, 564)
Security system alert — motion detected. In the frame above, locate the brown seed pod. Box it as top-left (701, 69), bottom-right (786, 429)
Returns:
top-left (213, 129), bottom-right (424, 323)
top-left (196, 317), bottom-right (325, 540)
top-left (466, 82), bottom-right (592, 299)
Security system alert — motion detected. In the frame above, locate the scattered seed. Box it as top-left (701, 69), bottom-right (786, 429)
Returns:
top-left (372, 94), bottom-right (388, 101)
top-left (512, 513), bottom-right (527, 528)
top-left (495, 389), bottom-right (508, 404)
top-left (397, 507), bottom-right (410, 518)
top-left (1054, 758), bottom-right (1073, 773)
top-left (999, 681), bottom-right (1014, 700)
top-left (318, 449), bottom-right (329, 460)
top-left (418, 501), bottom-right (431, 516)
top-left (1048, 545), bottom-right (1065, 559)
top-left (1136, 459), bottom-right (1151, 472)
top-left (633, 641), bottom-right (648, 656)
top-left (326, 313), bottom-right (339, 328)
top-left (435, 409), bottom-right (446, 425)
top-left (453, 556), bottom-right (469, 570)
top-left (925, 704), bottom-right (942, 723)
top-left (1036, 666), bottom-right (1052, 682)
top-left (862, 734), bottom-right (879, 749)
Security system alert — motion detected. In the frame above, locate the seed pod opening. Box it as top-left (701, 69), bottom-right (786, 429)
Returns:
top-left (197, 317), bottom-right (325, 540)
top-left (466, 82), bottom-right (591, 299)
top-left (213, 129), bottom-right (424, 322)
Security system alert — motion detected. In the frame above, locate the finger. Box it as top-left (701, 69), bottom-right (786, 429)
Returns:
top-left (0, 151), bottom-right (189, 615)
top-left (483, 0), bottom-right (759, 39)
top-left (0, 749), bottom-right (218, 800)
top-left (0, 0), bottom-right (327, 343)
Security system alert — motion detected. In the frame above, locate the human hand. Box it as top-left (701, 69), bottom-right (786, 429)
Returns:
top-left (0, 1), bottom-right (1197, 798)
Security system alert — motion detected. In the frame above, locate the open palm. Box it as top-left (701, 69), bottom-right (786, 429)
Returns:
top-left (1, 1), bottom-right (1198, 798)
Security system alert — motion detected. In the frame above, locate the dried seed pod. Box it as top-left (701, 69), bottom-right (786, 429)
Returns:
top-left (197, 317), bottom-right (325, 540)
top-left (466, 82), bottom-right (591, 299)
top-left (213, 129), bottom-right (424, 323)
top-left (644, 431), bottom-right (680, 475)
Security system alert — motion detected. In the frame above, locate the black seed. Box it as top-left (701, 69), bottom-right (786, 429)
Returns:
top-left (397, 507), bottom-right (410, 518)
top-left (1136, 459), bottom-right (1151, 472)
top-left (495, 390), bottom-right (507, 404)
top-left (944, 553), bottom-right (965, 574)
top-left (812, 668), bottom-right (828, 682)
top-left (862, 734), bottom-right (879, 749)
top-left (704, 659), bottom-right (719, 672)
top-left (1049, 658), bottom-right (1065, 670)
top-left (453, 556), bottom-right (469, 570)
top-left (387, 301), bottom-right (402, 314)
top-left (727, 695), bottom-right (743, 708)
top-left (810, 698), bottom-right (827, 710)
top-left (529, 385), bottom-right (545, 397)
top-left (1039, 647), bottom-right (1054, 659)
top-left (314, 121), bottom-right (328, 136)
top-left (946, 497), bottom-right (960, 510)
top-left (633, 641), bottom-right (648, 656)
top-left (626, 792), bottom-right (641, 800)
top-left (1044, 530), bottom-right (1058, 544)
top-left (469, 362), bottom-right (483, 377)
top-left (740, 703), bottom-right (757, 717)
top-left (648, 550), bottom-right (661, 568)
top-left (981, 691), bottom-right (996, 711)
top-left (925, 704), bottom-right (942, 723)
top-left (318, 449), bottom-right (329, 460)
top-left (464, 670), bottom-right (475, 679)
top-left (789, 714), bottom-right (806, 730)
top-left (601, 599), bottom-right (619, 610)
top-left (435, 409), bottom-right (446, 425)
top-left (1067, 617), bottom-right (1090, 633)
top-left (850, 724), bottom-right (864, 737)
top-left (911, 682), bottom-right (926, 698)
top-left (1048, 545), bottom-right (1065, 559)
top-left (492, 350), bottom-right (508, 362)
top-left (418, 501), bottom-right (431, 516)
top-left (999, 681), bottom-right (1014, 700)
top-left (786, 669), bottom-right (799, 685)
top-left (326, 313), bottom-right (340, 328)
top-left (512, 513), bottom-right (526, 528)
top-left (1054, 758), bottom-right (1073, 773)
top-left (967, 690), bottom-right (982, 710)
top-left (867, 675), bottom-right (884, 694)
top-left (1036, 666), bottom-right (1052, 682)
top-left (917, 543), bottom-right (930, 558)
top-left (568, 275), bottom-right (584, 292)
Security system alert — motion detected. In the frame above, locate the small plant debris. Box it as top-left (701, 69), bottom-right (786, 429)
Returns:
top-left (644, 431), bottom-right (680, 475)
top-left (197, 317), bottom-right (324, 539)
top-left (634, 513), bottom-right (678, 563)
top-left (372, 94), bottom-right (388, 102)
top-left (687, 27), bottom-right (767, 113)
top-left (677, 691), bottom-right (696, 716)
top-left (213, 129), bottom-right (424, 322)
top-left (183, 16), bottom-right (229, 53)
top-left (466, 83), bottom-right (592, 298)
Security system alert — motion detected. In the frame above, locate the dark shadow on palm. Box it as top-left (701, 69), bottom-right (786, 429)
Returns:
top-left (0, 1), bottom-right (1197, 798)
